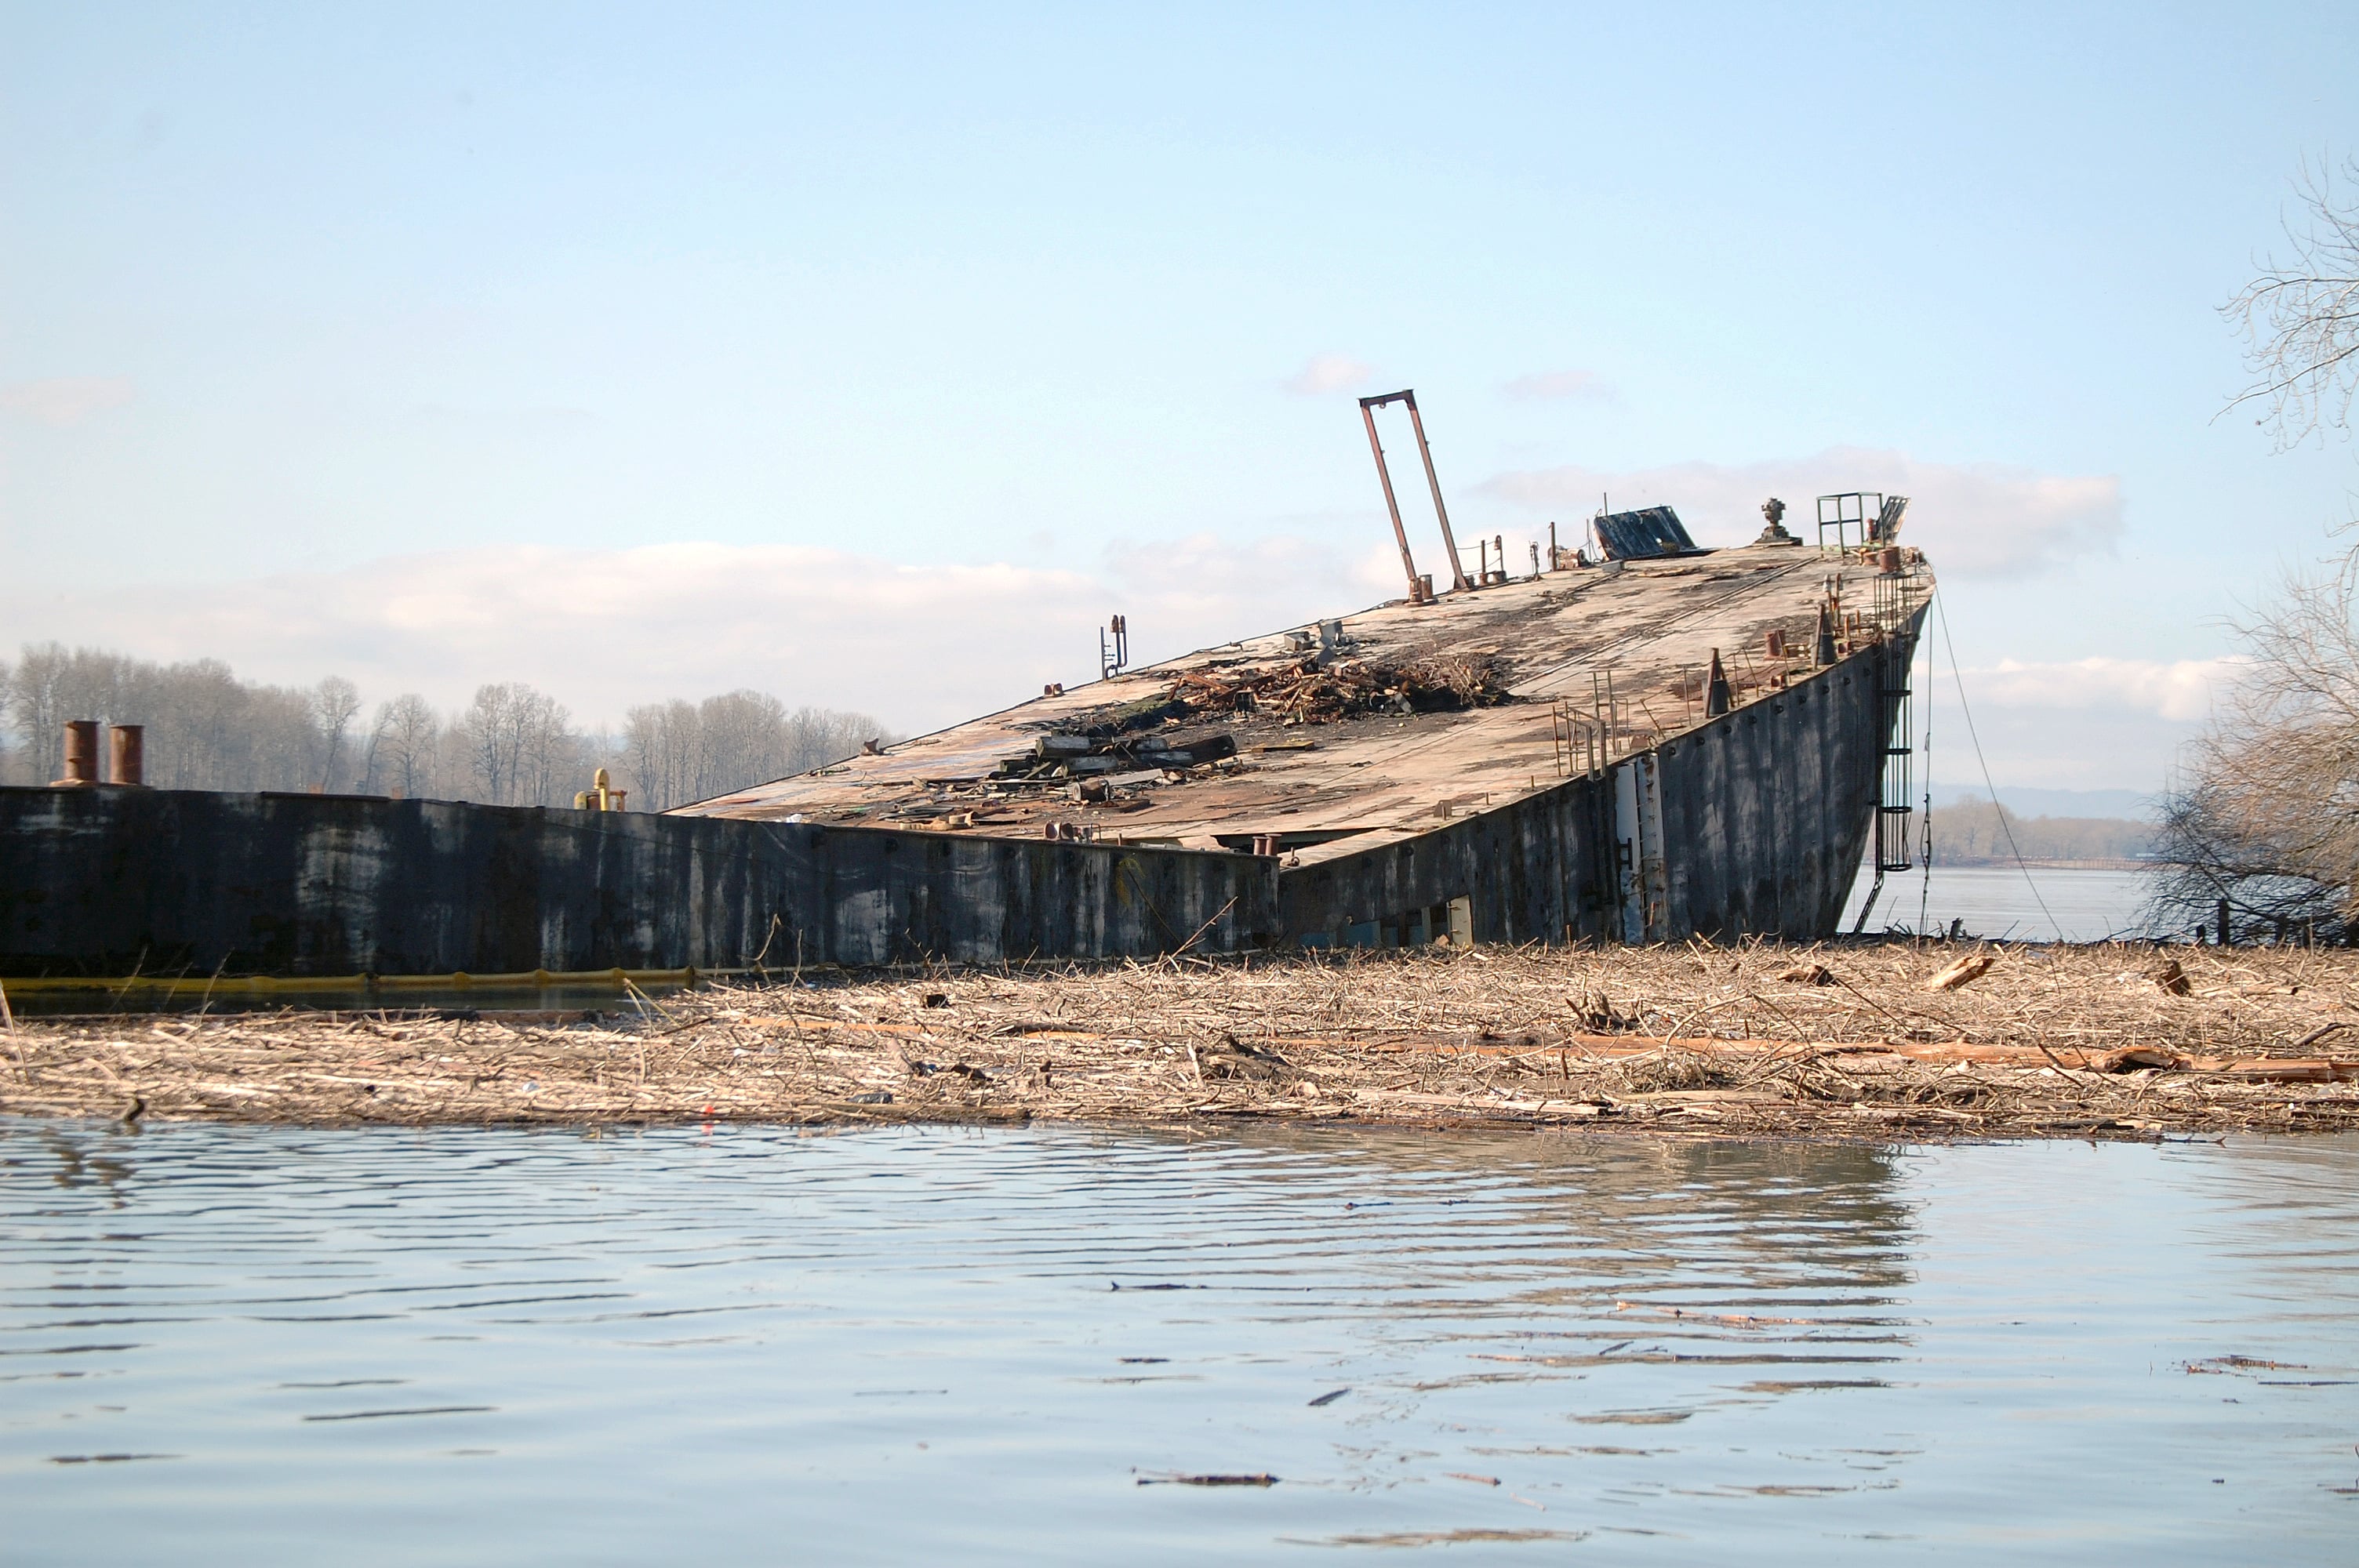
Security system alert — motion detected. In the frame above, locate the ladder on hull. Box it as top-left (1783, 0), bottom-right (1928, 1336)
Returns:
top-left (1852, 604), bottom-right (1918, 933)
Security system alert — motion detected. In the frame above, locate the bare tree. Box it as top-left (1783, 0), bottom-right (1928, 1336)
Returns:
top-left (4, 644), bottom-right (77, 783)
top-left (4, 644), bottom-right (896, 811)
top-left (457, 682), bottom-right (580, 806)
top-left (623, 699), bottom-right (699, 811)
top-left (311, 677), bottom-right (362, 792)
top-left (3, 644), bottom-right (325, 791)
top-left (514, 688), bottom-right (583, 808)
top-left (0, 655), bottom-right (17, 785)
top-left (783, 703), bottom-right (889, 777)
top-left (613, 691), bottom-right (892, 810)
top-left (2149, 158), bottom-right (2359, 942)
top-left (698, 688), bottom-right (791, 797)
top-left (2225, 154), bottom-right (2359, 450)
top-left (2149, 548), bottom-right (2359, 942)
top-left (364, 694), bottom-right (444, 798)
top-left (460, 684), bottom-right (524, 804)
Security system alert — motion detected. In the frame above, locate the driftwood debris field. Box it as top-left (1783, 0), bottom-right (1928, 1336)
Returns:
top-left (5, 942), bottom-right (2359, 1140)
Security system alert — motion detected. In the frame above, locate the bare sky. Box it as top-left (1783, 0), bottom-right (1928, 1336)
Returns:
top-left (3, 2), bottom-right (2354, 790)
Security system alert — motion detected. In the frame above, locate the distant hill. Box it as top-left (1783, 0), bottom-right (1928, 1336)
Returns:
top-left (1929, 794), bottom-right (2154, 866)
top-left (1941, 786), bottom-right (2155, 822)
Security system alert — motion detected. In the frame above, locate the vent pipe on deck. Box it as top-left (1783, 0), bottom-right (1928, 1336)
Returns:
top-left (53, 720), bottom-right (100, 787)
top-left (107, 724), bottom-right (144, 786)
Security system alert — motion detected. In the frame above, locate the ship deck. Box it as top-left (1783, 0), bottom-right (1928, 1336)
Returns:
top-left (676, 543), bottom-right (1929, 867)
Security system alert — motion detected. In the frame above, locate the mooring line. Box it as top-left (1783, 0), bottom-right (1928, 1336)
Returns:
top-left (1933, 590), bottom-right (2060, 938)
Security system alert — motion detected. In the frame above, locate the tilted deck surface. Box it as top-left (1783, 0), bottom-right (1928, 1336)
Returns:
top-left (676, 543), bottom-right (1928, 866)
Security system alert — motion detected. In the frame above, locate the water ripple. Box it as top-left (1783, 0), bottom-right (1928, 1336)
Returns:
top-left (2, 1123), bottom-right (2355, 1564)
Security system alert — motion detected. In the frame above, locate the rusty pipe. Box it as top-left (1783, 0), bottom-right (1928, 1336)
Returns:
top-left (54, 720), bottom-right (100, 787)
top-left (1360, 399), bottom-right (1424, 602)
top-left (1400, 395), bottom-right (1474, 592)
top-left (108, 724), bottom-right (144, 786)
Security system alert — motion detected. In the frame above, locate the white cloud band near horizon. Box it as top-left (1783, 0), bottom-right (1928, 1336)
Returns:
top-left (1501, 369), bottom-right (1612, 401)
top-left (2, 536), bottom-right (1402, 736)
top-left (1952, 655), bottom-right (2242, 724)
top-left (1281, 353), bottom-right (1376, 397)
top-left (1480, 445), bottom-right (2123, 579)
top-left (1914, 654), bottom-right (2237, 793)
top-left (3, 535), bottom-right (2223, 790)
top-left (0, 375), bottom-right (136, 426)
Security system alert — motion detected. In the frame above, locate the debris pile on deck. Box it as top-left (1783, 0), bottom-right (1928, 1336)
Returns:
top-left (1165, 649), bottom-right (1512, 725)
top-left (6, 942), bottom-right (2356, 1139)
top-left (983, 650), bottom-right (1514, 794)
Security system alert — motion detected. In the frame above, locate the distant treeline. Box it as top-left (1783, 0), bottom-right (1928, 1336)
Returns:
top-left (0, 644), bottom-right (896, 812)
top-left (1929, 798), bottom-right (2154, 865)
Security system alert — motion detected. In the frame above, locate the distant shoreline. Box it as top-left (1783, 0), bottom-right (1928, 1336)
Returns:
top-left (1935, 858), bottom-right (2161, 873)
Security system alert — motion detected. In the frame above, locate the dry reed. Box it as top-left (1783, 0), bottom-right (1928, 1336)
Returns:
top-left (5, 939), bottom-right (2357, 1141)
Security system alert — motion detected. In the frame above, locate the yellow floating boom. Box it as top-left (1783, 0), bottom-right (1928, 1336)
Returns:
top-left (0, 967), bottom-right (714, 994)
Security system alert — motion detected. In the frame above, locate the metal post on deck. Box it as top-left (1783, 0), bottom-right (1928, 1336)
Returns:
top-left (1359, 398), bottom-right (1425, 601)
top-left (1401, 394), bottom-right (1474, 592)
top-left (1359, 390), bottom-right (1473, 596)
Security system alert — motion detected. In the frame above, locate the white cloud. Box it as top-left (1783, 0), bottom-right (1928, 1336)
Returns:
top-left (1105, 530), bottom-right (1400, 619)
top-left (0, 376), bottom-right (136, 426)
top-left (1502, 370), bottom-right (1611, 401)
top-left (1281, 353), bottom-right (1376, 397)
top-left (5, 536), bottom-right (2224, 794)
top-left (6, 538), bottom-right (1391, 734)
top-left (1960, 656), bottom-right (2245, 723)
top-left (1914, 655), bottom-right (2243, 793)
top-left (1479, 446), bottom-right (2123, 579)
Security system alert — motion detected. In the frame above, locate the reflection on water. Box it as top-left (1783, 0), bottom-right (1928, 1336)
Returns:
top-left (1, 1122), bottom-right (2354, 1564)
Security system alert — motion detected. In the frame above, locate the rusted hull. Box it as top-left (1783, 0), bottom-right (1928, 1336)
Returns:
top-left (1280, 631), bottom-right (1910, 947)
top-left (0, 791), bottom-right (1276, 978)
top-left (0, 633), bottom-right (1911, 977)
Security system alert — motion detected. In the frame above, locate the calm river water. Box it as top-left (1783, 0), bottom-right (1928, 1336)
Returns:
top-left (4, 1122), bottom-right (2355, 1563)
top-left (1845, 865), bottom-right (2160, 943)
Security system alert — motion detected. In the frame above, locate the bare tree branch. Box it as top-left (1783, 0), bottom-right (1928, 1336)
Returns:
top-left (2223, 153), bottom-right (2359, 448)
top-left (2148, 543), bottom-right (2359, 942)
